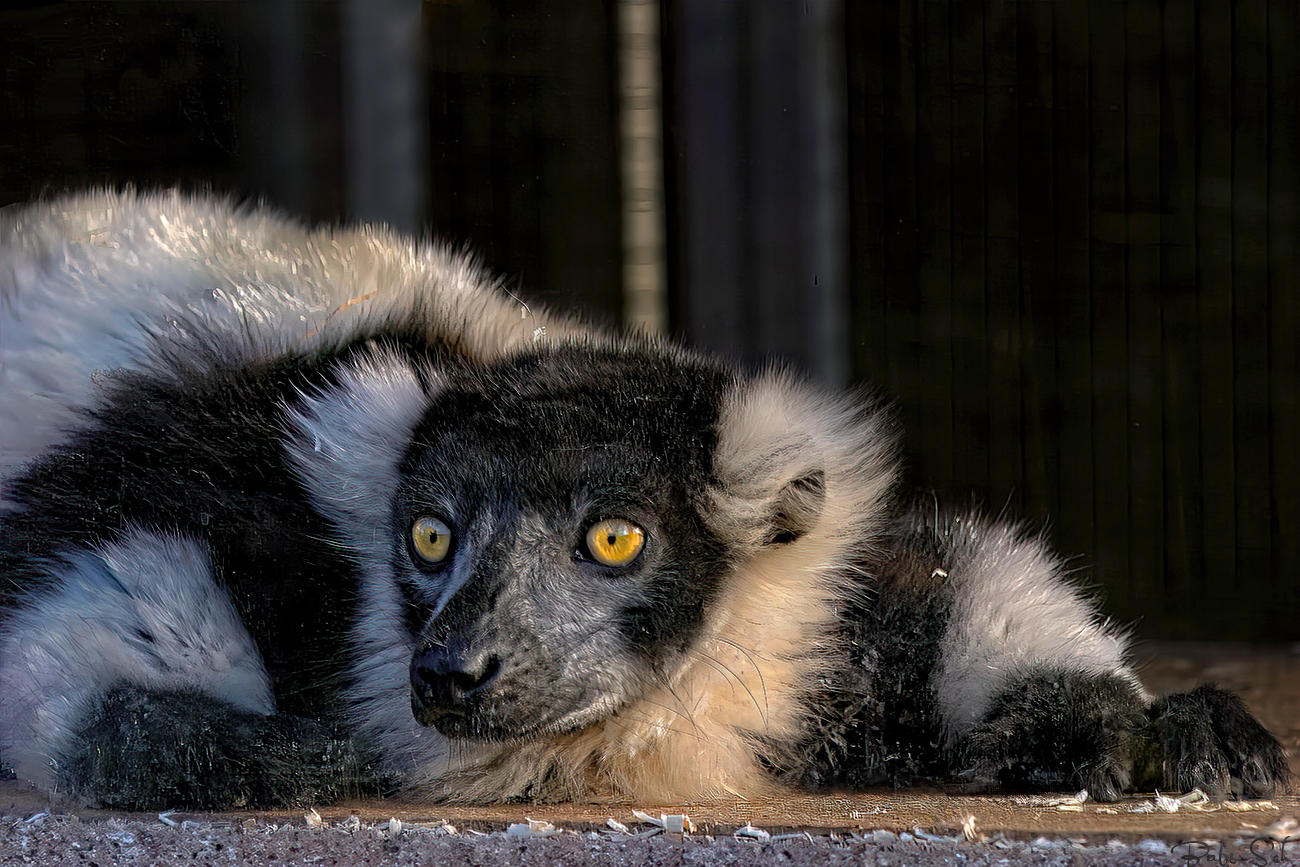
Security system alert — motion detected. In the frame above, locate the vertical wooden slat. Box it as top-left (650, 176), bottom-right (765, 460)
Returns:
top-left (985, 7), bottom-right (1022, 516)
top-left (1195, 0), bottom-right (1237, 615)
top-left (1230, 0), bottom-right (1272, 630)
top-left (618, 0), bottom-right (668, 334)
top-left (750, 4), bottom-right (806, 361)
top-left (1158, 0), bottom-right (1204, 629)
top-left (846, 1), bottom-right (890, 387)
top-left (881, 1), bottom-right (923, 442)
top-left (496, 20), bottom-right (540, 285)
top-left (1016, 1), bottom-right (1057, 528)
top-left (949, 3), bottom-right (989, 499)
top-left (914, 0), bottom-right (954, 487)
top-left (1124, 0), bottom-right (1164, 618)
top-left (1050, 2), bottom-right (1095, 577)
top-left (1267, 0), bottom-right (1300, 624)
top-left (668, 1), bottom-right (750, 354)
top-left (1089, 1), bottom-right (1132, 613)
top-left (341, 0), bottom-right (424, 234)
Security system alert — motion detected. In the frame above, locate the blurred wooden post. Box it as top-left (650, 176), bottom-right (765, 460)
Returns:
top-left (667, 0), bottom-right (850, 385)
top-left (341, 0), bottom-right (425, 233)
top-left (619, 0), bottom-right (668, 334)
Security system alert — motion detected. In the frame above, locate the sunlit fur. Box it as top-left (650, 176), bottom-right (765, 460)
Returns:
top-left (0, 189), bottom-right (580, 488)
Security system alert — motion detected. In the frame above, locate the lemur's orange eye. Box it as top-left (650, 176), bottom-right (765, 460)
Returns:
top-left (410, 516), bottom-right (453, 564)
top-left (585, 519), bottom-right (646, 567)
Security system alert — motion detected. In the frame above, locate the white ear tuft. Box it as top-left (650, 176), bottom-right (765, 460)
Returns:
top-left (285, 348), bottom-right (437, 547)
top-left (709, 371), bottom-right (898, 552)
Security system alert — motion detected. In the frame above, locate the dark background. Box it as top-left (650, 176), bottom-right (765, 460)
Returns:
top-left (1, 0), bottom-right (1295, 640)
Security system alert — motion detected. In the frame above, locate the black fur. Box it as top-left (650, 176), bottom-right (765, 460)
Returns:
top-left (954, 670), bottom-right (1149, 800)
top-left (1149, 683), bottom-right (1290, 798)
top-left (402, 347), bottom-right (737, 649)
top-left (69, 683), bottom-right (389, 809)
top-left (786, 532), bottom-right (953, 790)
top-left (2, 350), bottom-right (364, 714)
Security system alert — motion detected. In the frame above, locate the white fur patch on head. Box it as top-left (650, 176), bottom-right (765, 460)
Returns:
top-left (933, 514), bottom-right (1144, 739)
top-left (284, 347), bottom-right (437, 553)
top-left (709, 369), bottom-right (898, 552)
top-left (0, 527), bottom-right (273, 788)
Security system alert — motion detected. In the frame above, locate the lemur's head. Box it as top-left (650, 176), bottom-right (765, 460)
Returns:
top-left (289, 339), bottom-right (898, 744)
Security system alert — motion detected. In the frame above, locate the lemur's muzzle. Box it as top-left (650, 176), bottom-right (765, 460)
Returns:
top-left (409, 641), bottom-right (502, 730)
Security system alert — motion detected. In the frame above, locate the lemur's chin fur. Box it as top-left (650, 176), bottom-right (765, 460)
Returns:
top-left (0, 191), bottom-right (1288, 809)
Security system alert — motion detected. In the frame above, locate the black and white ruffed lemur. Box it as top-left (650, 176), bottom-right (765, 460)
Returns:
top-left (0, 191), bottom-right (1287, 809)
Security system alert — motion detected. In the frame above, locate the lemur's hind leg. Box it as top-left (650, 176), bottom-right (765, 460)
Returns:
top-left (954, 668), bottom-right (1149, 801)
top-left (908, 509), bottom-right (1286, 800)
top-left (913, 510), bottom-right (1149, 800)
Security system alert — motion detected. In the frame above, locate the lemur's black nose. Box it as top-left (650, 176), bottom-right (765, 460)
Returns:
top-left (409, 643), bottom-right (502, 726)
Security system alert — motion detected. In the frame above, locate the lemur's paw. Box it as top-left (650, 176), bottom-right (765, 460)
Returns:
top-left (955, 670), bottom-right (1147, 801)
top-left (1148, 683), bottom-right (1289, 799)
top-left (64, 684), bottom-right (360, 810)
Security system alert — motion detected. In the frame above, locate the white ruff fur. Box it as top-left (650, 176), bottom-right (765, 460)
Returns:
top-left (284, 356), bottom-right (452, 778)
top-left (286, 348), bottom-right (439, 552)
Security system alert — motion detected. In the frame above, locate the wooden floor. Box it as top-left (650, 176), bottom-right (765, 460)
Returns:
top-left (287, 642), bottom-right (1300, 842)
top-left (2, 642), bottom-right (1296, 843)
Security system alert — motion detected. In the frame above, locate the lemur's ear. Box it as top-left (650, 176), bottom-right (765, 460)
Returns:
top-left (706, 370), bottom-right (899, 552)
top-left (769, 470), bottom-right (826, 544)
top-left (285, 348), bottom-right (440, 548)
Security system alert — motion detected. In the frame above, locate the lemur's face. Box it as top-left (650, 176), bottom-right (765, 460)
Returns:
top-left (392, 349), bottom-right (734, 741)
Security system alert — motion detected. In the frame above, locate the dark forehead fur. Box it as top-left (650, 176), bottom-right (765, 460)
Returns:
top-left (403, 341), bottom-right (734, 488)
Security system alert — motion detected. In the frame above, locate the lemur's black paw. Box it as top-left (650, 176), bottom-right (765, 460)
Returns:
top-left (64, 684), bottom-right (367, 810)
top-left (955, 671), bottom-right (1147, 801)
top-left (1148, 683), bottom-right (1288, 799)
